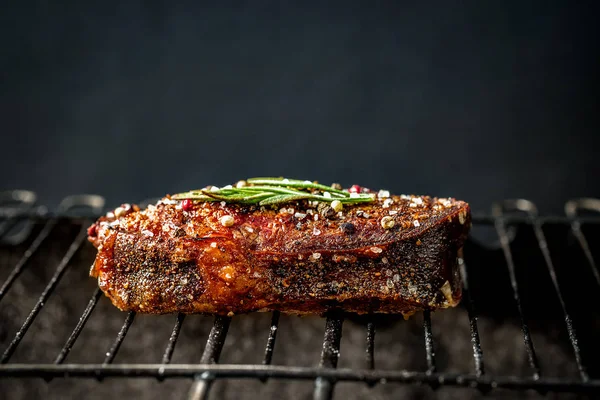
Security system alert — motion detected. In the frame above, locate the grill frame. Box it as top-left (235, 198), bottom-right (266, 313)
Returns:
top-left (1, 192), bottom-right (600, 399)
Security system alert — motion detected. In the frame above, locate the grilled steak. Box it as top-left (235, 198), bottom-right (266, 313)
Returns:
top-left (88, 189), bottom-right (471, 317)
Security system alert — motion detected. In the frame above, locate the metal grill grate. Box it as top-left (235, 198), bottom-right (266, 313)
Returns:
top-left (1, 191), bottom-right (600, 399)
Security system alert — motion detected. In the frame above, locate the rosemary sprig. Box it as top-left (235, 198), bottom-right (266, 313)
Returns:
top-left (171, 177), bottom-right (374, 206)
top-left (247, 177), bottom-right (349, 197)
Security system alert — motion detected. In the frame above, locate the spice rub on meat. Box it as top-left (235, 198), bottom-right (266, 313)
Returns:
top-left (88, 187), bottom-right (471, 317)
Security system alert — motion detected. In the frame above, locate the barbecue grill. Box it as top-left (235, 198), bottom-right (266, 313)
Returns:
top-left (1, 190), bottom-right (599, 399)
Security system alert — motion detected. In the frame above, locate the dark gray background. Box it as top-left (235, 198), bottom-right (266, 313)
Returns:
top-left (1, 1), bottom-right (598, 213)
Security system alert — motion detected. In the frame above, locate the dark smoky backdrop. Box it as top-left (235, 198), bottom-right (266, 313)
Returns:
top-left (1, 1), bottom-right (598, 213)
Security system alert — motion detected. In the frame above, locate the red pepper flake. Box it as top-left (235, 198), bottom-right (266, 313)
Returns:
top-left (181, 199), bottom-right (193, 211)
top-left (349, 184), bottom-right (361, 193)
top-left (87, 224), bottom-right (97, 237)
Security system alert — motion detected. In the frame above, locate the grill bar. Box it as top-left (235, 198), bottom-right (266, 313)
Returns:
top-left (313, 313), bottom-right (344, 400)
top-left (459, 258), bottom-right (485, 376)
top-left (161, 313), bottom-right (186, 365)
top-left (570, 224), bottom-right (600, 287)
top-left (0, 219), bottom-right (57, 303)
top-left (365, 319), bottom-right (375, 370)
top-left (528, 211), bottom-right (589, 381)
top-left (2, 364), bottom-right (600, 393)
top-left (0, 218), bottom-right (22, 240)
top-left (494, 203), bottom-right (541, 379)
top-left (103, 311), bottom-right (136, 365)
top-left (0, 190), bottom-right (36, 241)
top-left (55, 288), bottom-right (103, 364)
top-left (0, 227), bottom-right (88, 364)
top-left (187, 316), bottom-right (231, 400)
top-left (259, 311), bottom-right (281, 383)
top-left (157, 313), bottom-right (186, 381)
top-left (423, 310), bottom-right (436, 375)
top-left (565, 199), bottom-right (600, 288)
top-left (262, 311), bottom-right (280, 366)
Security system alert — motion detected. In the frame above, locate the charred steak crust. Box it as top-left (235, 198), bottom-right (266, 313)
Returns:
top-left (88, 195), bottom-right (471, 316)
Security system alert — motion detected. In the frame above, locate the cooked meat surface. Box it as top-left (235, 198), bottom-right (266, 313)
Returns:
top-left (88, 191), bottom-right (471, 316)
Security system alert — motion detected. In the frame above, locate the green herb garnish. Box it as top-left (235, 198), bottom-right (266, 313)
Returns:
top-left (171, 177), bottom-right (374, 206)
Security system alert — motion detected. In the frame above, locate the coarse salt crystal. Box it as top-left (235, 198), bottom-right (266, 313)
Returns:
top-left (294, 212), bottom-right (307, 220)
top-left (220, 215), bottom-right (235, 227)
top-left (380, 216), bottom-right (395, 229)
top-left (313, 228), bottom-right (321, 236)
top-left (377, 190), bottom-right (390, 198)
top-left (370, 246), bottom-right (383, 253)
top-left (210, 242), bottom-right (217, 248)
top-left (414, 197), bottom-right (423, 205)
top-left (388, 210), bottom-right (398, 215)
top-left (331, 200), bottom-right (343, 212)
top-left (439, 198), bottom-right (452, 207)
top-left (413, 220), bottom-right (420, 227)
